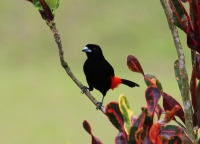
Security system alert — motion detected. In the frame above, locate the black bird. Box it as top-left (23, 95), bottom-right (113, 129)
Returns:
top-left (82, 44), bottom-right (139, 109)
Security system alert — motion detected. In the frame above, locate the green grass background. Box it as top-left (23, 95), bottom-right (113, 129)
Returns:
top-left (0, 1), bottom-right (194, 144)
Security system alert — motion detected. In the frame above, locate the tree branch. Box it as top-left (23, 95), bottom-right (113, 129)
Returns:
top-left (46, 21), bottom-right (106, 114)
top-left (160, 0), bottom-right (196, 141)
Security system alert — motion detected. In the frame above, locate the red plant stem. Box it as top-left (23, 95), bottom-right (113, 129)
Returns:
top-left (192, 50), bottom-right (198, 135)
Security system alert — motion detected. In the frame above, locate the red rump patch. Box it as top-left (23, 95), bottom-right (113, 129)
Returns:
top-left (111, 76), bottom-right (122, 90)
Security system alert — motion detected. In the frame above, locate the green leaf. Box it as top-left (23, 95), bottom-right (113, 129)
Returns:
top-left (129, 107), bottom-right (152, 144)
top-left (144, 73), bottom-right (163, 92)
top-left (167, 136), bottom-right (182, 144)
top-left (174, 60), bottom-right (182, 92)
top-left (105, 102), bottom-right (124, 131)
top-left (105, 102), bottom-right (128, 143)
top-left (32, 0), bottom-right (59, 11)
top-left (118, 94), bottom-right (134, 135)
top-left (32, 0), bottom-right (43, 10)
top-left (45, 0), bottom-right (59, 9)
top-left (128, 114), bottom-right (143, 144)
top-left (160, 125), bottom-right (184, 139)
top-left (169, 0), bottom-right (188, 32)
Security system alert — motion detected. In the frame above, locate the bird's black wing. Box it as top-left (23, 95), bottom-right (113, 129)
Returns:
top-left (83, 59), bottom-right (94, 91)
top-left (101, 58), bottom-right (115, 76)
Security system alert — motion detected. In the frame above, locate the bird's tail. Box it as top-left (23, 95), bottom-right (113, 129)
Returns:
top-left (121, 79), bottom-right (139, 88)
top-left (111, 76), bottom-right (139, 90)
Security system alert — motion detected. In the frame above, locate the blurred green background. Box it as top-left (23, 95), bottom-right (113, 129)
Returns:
top-left (0, 1), bottom-right (194, 144)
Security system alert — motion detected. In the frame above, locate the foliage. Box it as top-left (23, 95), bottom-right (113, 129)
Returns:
top-left (82, 0), bottom-right (200, 142)
top-left (83, 56), bottom-right (191, 143)
top-left (27, 0), bottom-right (59, 11)
top-left (26, 0), bottom-right (200, 143)
top-left (169, 0), bottom-right (200, 131)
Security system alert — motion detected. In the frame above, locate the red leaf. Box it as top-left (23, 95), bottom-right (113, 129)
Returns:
top-left (194, 3), bottom-right (200, 38)
top-left (127, 55), bottom-right (144, 75)
top-left (145, 86), bottom-right (161, 117)
top-left (134, 128), bottom-right (144, 143)
top-left (105, 102), bottom-right (128, 143)
top-left (164, 105), bottom-right (181, 123)
top-left (186, 17), bottom-right (197, 52)
top-left (149, 123), bottom-right (162, 144)
top-left (170, 0), bottom-right (200, 53)
top-left (169, 0), bottom-right (189, 32)
top-left (189, 1), bottom-right (200, 53)
top-left (128, 107), bottom-right (152, 144)
top-left (169, 0), bottom-right (195, 52)
top-left (128, 114), bottom-right (144, 143)
top-left (83, 120), bottom-right (103, 144)
top-left (162, 92), bottom-right (185, 124)
top-left (143, 136), bottom-right (153, 144)
top-left (187, 21), bottom-right (196, 51)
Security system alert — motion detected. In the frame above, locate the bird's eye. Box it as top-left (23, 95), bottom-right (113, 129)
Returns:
top-left (93, 47), bottom-right (97, 50)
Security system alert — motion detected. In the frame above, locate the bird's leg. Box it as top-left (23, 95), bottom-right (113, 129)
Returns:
top-left (96, 96), bottom-right (105, 110)
top-left (81, 86), bottom-right (89, 94)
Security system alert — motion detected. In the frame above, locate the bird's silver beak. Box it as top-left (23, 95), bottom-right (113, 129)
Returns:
top-left (82, 47), bottom-right (92, 52)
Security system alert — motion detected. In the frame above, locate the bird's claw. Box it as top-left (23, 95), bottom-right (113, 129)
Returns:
top-left (81, 86), bottom-right (89, 94)
top-left (96, 102), bottom-right (103, 110)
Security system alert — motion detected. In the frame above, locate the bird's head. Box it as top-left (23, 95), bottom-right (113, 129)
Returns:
top-left (82, 44), bottom-right (104, 59)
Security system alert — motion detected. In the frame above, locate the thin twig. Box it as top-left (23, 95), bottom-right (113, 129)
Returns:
top-left (46, 21), bottom-right (106, 114)
top-left (160, 0), bottom-right (195, 142)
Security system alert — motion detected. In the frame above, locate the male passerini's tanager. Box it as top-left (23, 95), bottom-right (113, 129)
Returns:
top-left (82, 44), bottom-right (139, 109)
